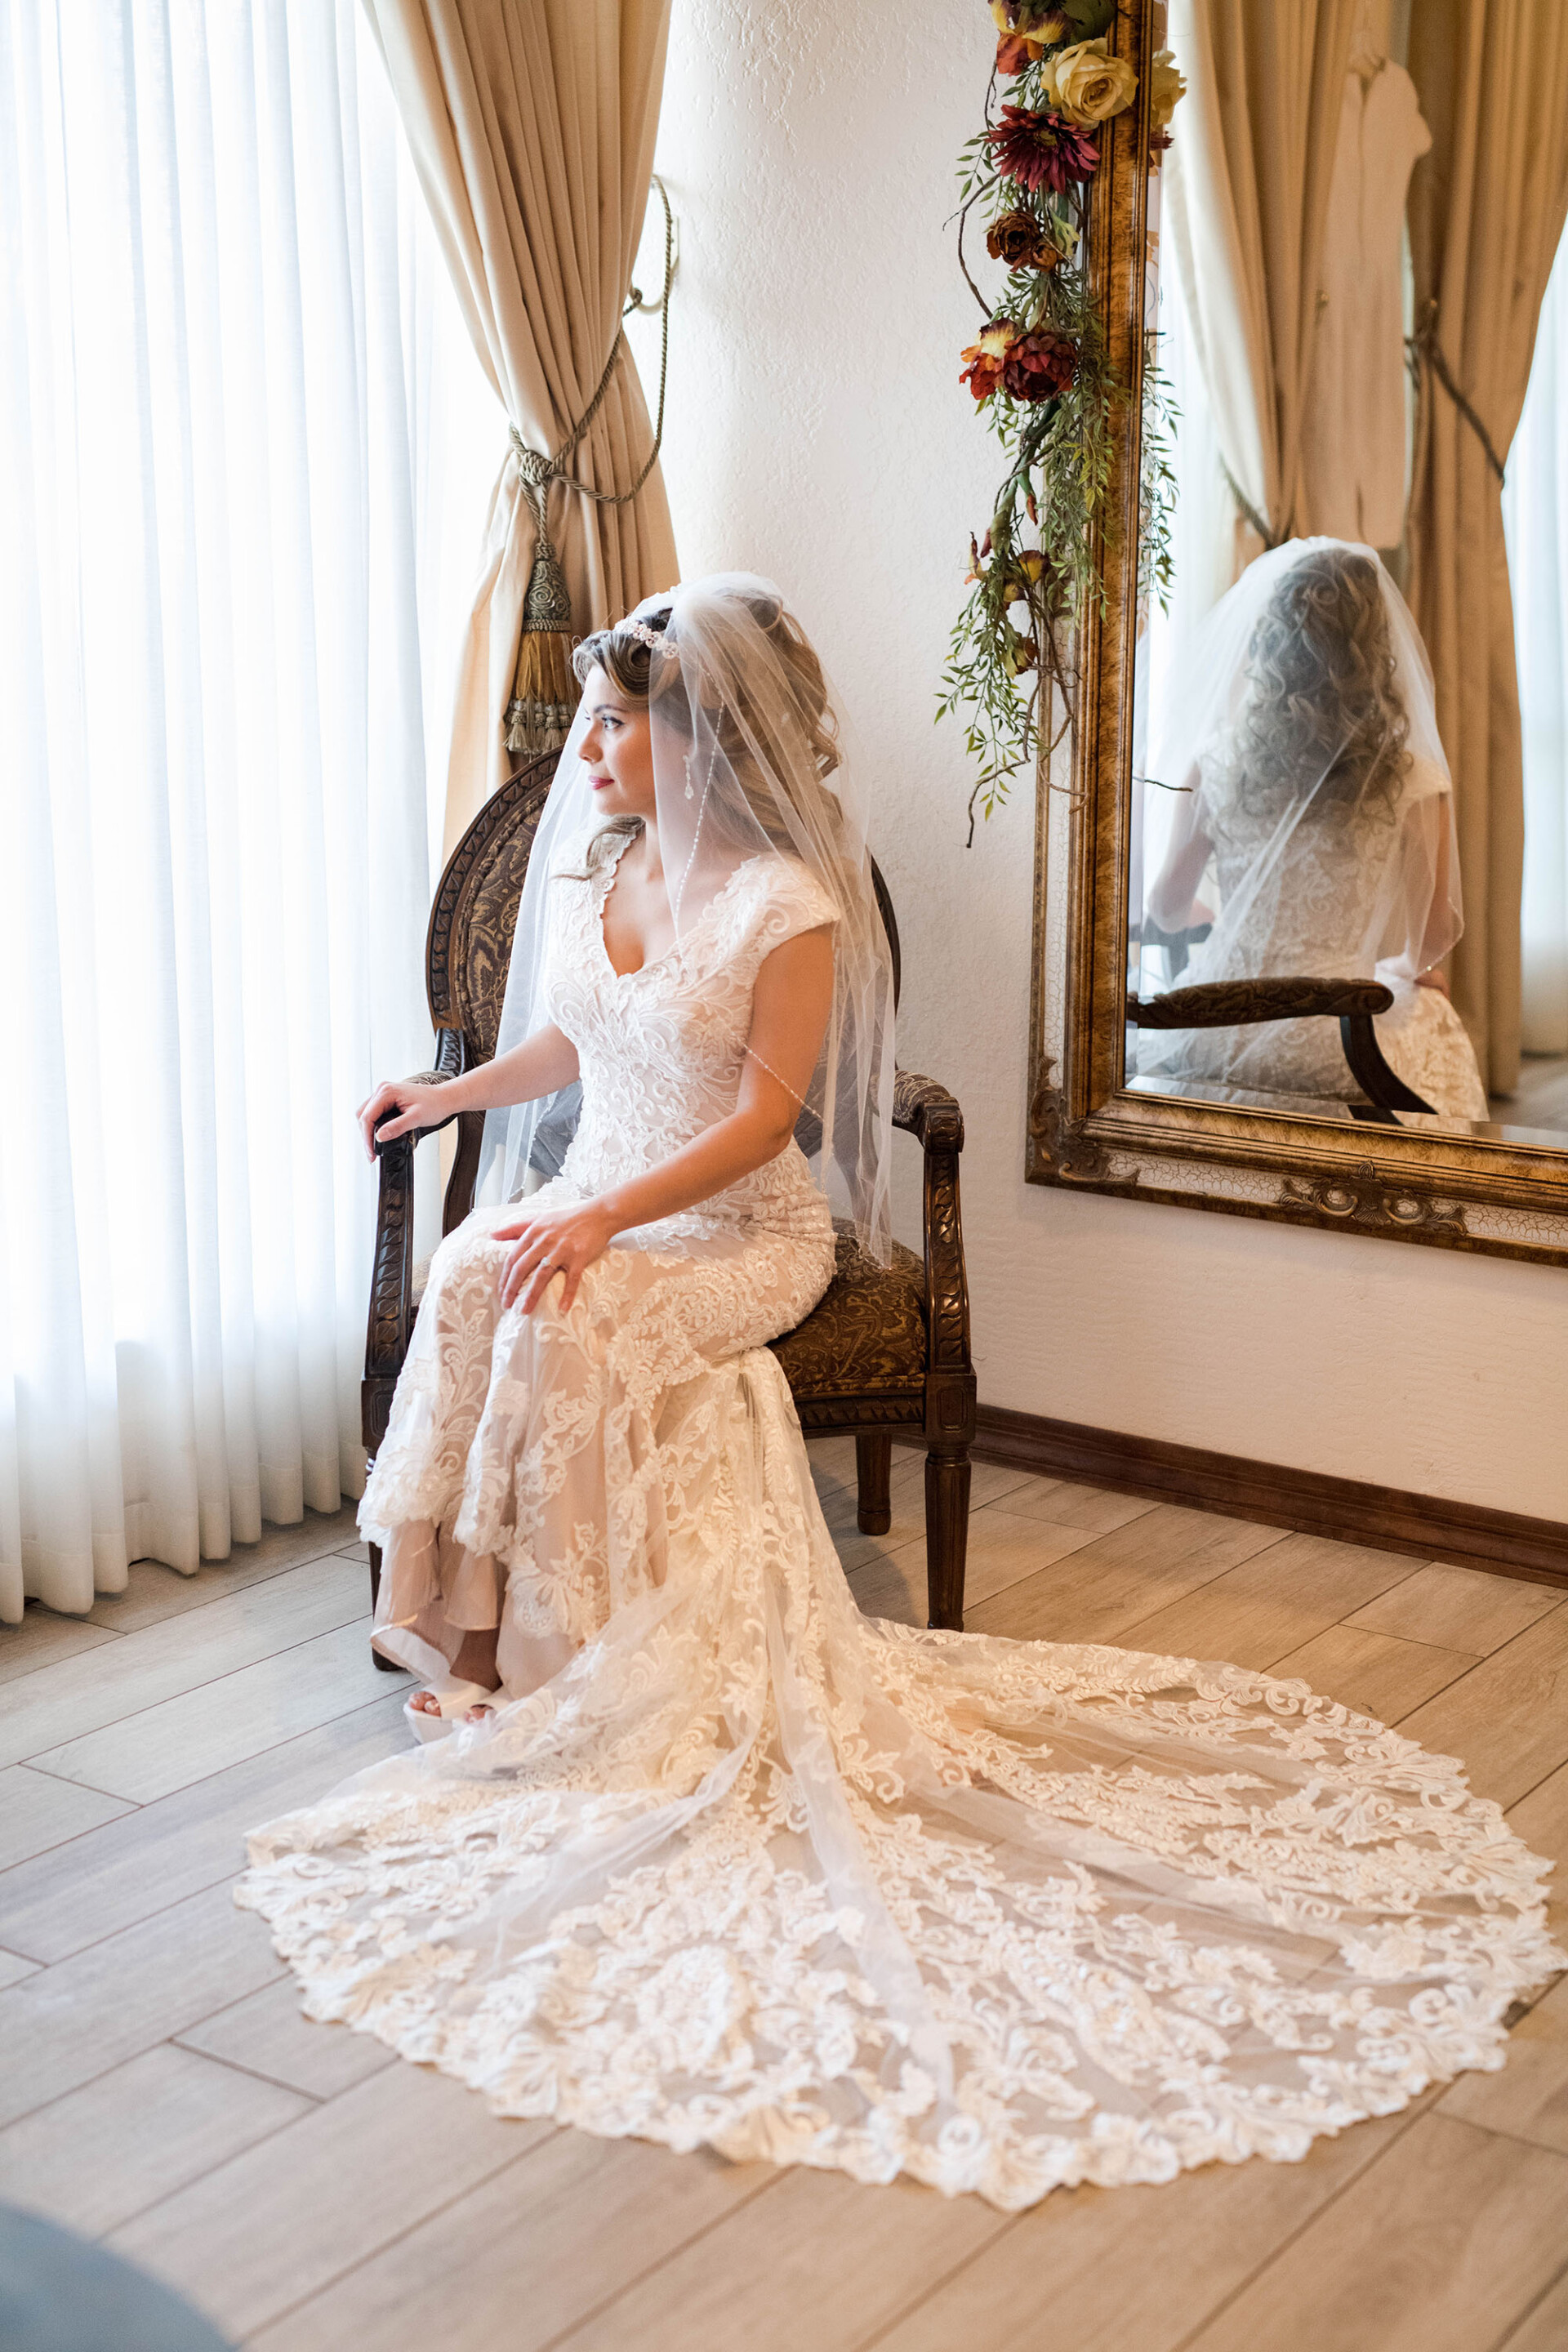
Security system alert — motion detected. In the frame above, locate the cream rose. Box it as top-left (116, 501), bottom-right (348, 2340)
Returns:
top-left (1042, 37), bottom-right (1138, 127)
top-left (1148, 47), bottom-right (1187, 136)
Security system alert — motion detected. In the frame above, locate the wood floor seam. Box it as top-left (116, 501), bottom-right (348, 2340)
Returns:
top-left (853, 2212), bottom-right (1027, 2351)
top-left (20, 1672), bottom-right (413, 1811)
top-left (0, 1869), bottom-right (245, 1989)
top-left (167, 2034), bottom-right (332, 2107)
top-left (0, 1997), bottom-right (279, 2139)
top-left (1082, 1535), bottom-right (1294, 1653)
top-left (67, 2094), bottom-right (327, 2248)
top-left (16, 1759), bottom-right (148, 1806)
top-left (244, 2136), bottom-right (577, 2347)
top-left (1388, 1663), bottom-right (1490, 1726)
top-left (1493, 2251), bottom-right (1568, 2351)
top-left (535, 2170), bottom-right (791, 2352)
top-left (1432, 2114), bottom-right (1568, 2165)
top-left (16, 1613), bottom-right (385, 1767)
top-left (1506, 1756), bottom-right (1568, 1814)
top-left (1162, 2101), bottom-right (1434, 2352)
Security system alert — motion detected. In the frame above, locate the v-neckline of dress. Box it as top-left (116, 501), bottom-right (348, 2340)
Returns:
top-left (592, 835), bottom-right (764, 982)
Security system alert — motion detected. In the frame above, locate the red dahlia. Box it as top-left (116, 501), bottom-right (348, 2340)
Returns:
top-left (987, 105), bottom-right (1099, 195)
top-left (1000, 327), bottom-right (1077, 401)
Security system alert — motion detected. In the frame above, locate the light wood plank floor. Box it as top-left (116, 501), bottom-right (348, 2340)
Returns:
top-left (2, 1444), bottom-right (1566, 2352)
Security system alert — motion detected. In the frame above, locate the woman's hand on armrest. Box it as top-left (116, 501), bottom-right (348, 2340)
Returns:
top-left (357, 1076), bottom-right (451, 1161)
top-left (356, 1023), bottom-right (580, 1162)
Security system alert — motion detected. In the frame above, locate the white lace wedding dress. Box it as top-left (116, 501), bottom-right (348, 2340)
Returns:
top-left (238, 845), bottom-right (1559, 2212)
top-left (1143, 759), bottom-right (1490, 1119)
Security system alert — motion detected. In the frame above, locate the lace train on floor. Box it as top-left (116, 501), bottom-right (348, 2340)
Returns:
top-left (238, 1333), bottom-right (1561, 2212)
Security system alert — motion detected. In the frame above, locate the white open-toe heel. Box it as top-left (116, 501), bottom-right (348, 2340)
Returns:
top-left (403, 1682), bottom-right (495, 1745)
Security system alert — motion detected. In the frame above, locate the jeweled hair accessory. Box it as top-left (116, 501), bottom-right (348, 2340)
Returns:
top-left (624, 618), bottom-right (671, 651)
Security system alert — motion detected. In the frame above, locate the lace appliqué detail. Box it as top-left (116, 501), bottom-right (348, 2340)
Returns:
top-left (239, 859), bottom-right (1560, 2212)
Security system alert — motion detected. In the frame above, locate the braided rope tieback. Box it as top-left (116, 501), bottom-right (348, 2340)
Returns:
top-left (505, 180), bottom-right (676, 755)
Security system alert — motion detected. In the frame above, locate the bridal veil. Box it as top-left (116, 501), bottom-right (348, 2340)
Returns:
top-left (486, 573), bottom-right (897, 1263)
top-left (1140, 540), bottom-right (1464, 1004)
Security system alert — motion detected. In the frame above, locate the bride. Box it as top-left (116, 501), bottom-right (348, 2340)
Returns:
top-left (1139, 539), bottom-right (1490, 1119)
top-left (240, 574), bottom-right (1559, 2212)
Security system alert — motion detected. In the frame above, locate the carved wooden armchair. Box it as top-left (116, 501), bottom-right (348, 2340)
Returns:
top-left (1129, 978), bottom-right (1437, 1118)
top-left (363, 750), bottom-right (977, 1647)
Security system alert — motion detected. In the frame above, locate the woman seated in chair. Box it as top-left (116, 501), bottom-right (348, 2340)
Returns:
top-left (239, 572), bottom-right (1556, 2216)
top-left (1139, 539), bottom-right (1488, 1118)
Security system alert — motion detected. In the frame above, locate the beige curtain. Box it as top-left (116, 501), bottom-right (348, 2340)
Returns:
top-left (1405, 2), bottom-right (1568, 1095)
top-left (1165, 0), bottom-right (1356, 568)
top-left (364, 0), bottom-right (679, 857)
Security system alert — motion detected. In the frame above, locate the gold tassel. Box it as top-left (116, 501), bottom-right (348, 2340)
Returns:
top-left (505, 629), bottom-right (577, 755)
top-left (505, 447), bottom-right (582, 756)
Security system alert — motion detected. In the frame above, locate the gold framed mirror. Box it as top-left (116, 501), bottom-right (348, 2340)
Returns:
top-left (1027, 0), bottom-right (1568, 1267)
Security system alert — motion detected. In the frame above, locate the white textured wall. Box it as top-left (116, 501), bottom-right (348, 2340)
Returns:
top-left (627, 0), bottom-right (1568, 1521)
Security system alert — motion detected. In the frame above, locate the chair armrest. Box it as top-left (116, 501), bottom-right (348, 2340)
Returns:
top-left (1128, 978), bottom-right (1392, 1030)
top-left (1127, 979), bottom-right (1434, 1116)
top-left (893, 1067), bottom-right (964, 1151)
top-left (893, 1067), bottom-right (971, 1384)
top-left (369, 1027), bottom-right (466, 1154)
top-left (1339, 1013), bottom-right (1435, 1114)
top-left (363, 1031), bottom-right (466, 1432)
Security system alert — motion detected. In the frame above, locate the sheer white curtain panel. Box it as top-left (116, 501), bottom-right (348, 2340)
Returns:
top-left (0, 0), bottom-right (500, 1620)
top-left (1503, 230), bottom-right (1568, 1059)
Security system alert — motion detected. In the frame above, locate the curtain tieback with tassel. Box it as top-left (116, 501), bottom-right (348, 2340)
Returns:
top-left (504, 180), bottom-right (676, 757)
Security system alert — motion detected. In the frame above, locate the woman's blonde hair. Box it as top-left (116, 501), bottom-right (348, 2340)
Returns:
top-left (1209, 546), bottom-right (1410, 844)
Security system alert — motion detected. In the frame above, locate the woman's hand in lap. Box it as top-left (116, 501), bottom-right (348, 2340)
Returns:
top-left (493, 1200), bottom-right (618, 1313)
top-left (357, 1076), bottom-right (449, 1162)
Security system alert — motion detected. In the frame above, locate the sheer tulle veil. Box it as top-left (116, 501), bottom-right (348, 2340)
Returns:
top-left (1142, 537), bottom-right (1464, 1000)
top-left (483, 574), bottom-right (896, 1263)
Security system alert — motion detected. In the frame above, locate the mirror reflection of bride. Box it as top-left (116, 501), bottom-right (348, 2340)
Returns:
top-left (1141, 539), bottom-right (1490, 1118)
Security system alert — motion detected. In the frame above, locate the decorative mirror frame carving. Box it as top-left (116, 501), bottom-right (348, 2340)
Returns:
top-left (1025, 0), bottom-right (1568, 1268)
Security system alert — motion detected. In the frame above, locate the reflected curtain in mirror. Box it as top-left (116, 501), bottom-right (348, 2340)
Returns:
top-left (1162, 0), bottom-right (1356, 568)
top-left (1405, 0), bottom-right (1568, 1094)
top-left (1505, 238), bottom-right (1568, 1062)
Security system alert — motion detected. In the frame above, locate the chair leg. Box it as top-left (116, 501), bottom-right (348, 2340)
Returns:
top-left (368, 1540), bottom-right (401, 1672)
top-left (856, 1432), bottom-right (893, 1535)
top-left (924, 1441), bottom-right (971, 1632)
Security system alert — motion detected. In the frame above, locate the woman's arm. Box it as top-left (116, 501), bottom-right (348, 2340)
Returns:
top-left (495, 927), bottom-right (835, 1311)
top-left (1144, 764), bottom-right (1213, 933)
top-left (1381, 784), bottom-right (1463, 988)
top-left (356, 1023), bottom-right (580, 1162)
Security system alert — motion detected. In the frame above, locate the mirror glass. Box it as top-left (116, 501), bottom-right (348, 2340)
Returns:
top-left (1123, 15), bottom-right (1568, 1153)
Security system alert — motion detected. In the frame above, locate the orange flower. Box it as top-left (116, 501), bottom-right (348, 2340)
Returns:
top-left (959, 318), bottom-right (1019, 403)
top-left (990, 2), bottom-right (1069, 73)
top-left (989, 2), bottom-right (1069, 41)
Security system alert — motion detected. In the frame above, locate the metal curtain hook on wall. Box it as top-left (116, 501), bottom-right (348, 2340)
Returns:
top-left (626, 176), bottom-right (678, 317)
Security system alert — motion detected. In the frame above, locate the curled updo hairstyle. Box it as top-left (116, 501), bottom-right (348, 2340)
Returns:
top-left (568, 583), bottom-right (843, 874)
top-left (1209, 547), bottom-right (1410, 844)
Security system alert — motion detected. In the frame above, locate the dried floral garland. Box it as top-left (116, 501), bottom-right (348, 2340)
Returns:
top-left (941, 2), bottom-right (1185, 834)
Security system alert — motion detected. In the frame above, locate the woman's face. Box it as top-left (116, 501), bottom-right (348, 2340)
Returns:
top-left (579, 666), bottom-right (657, 823)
